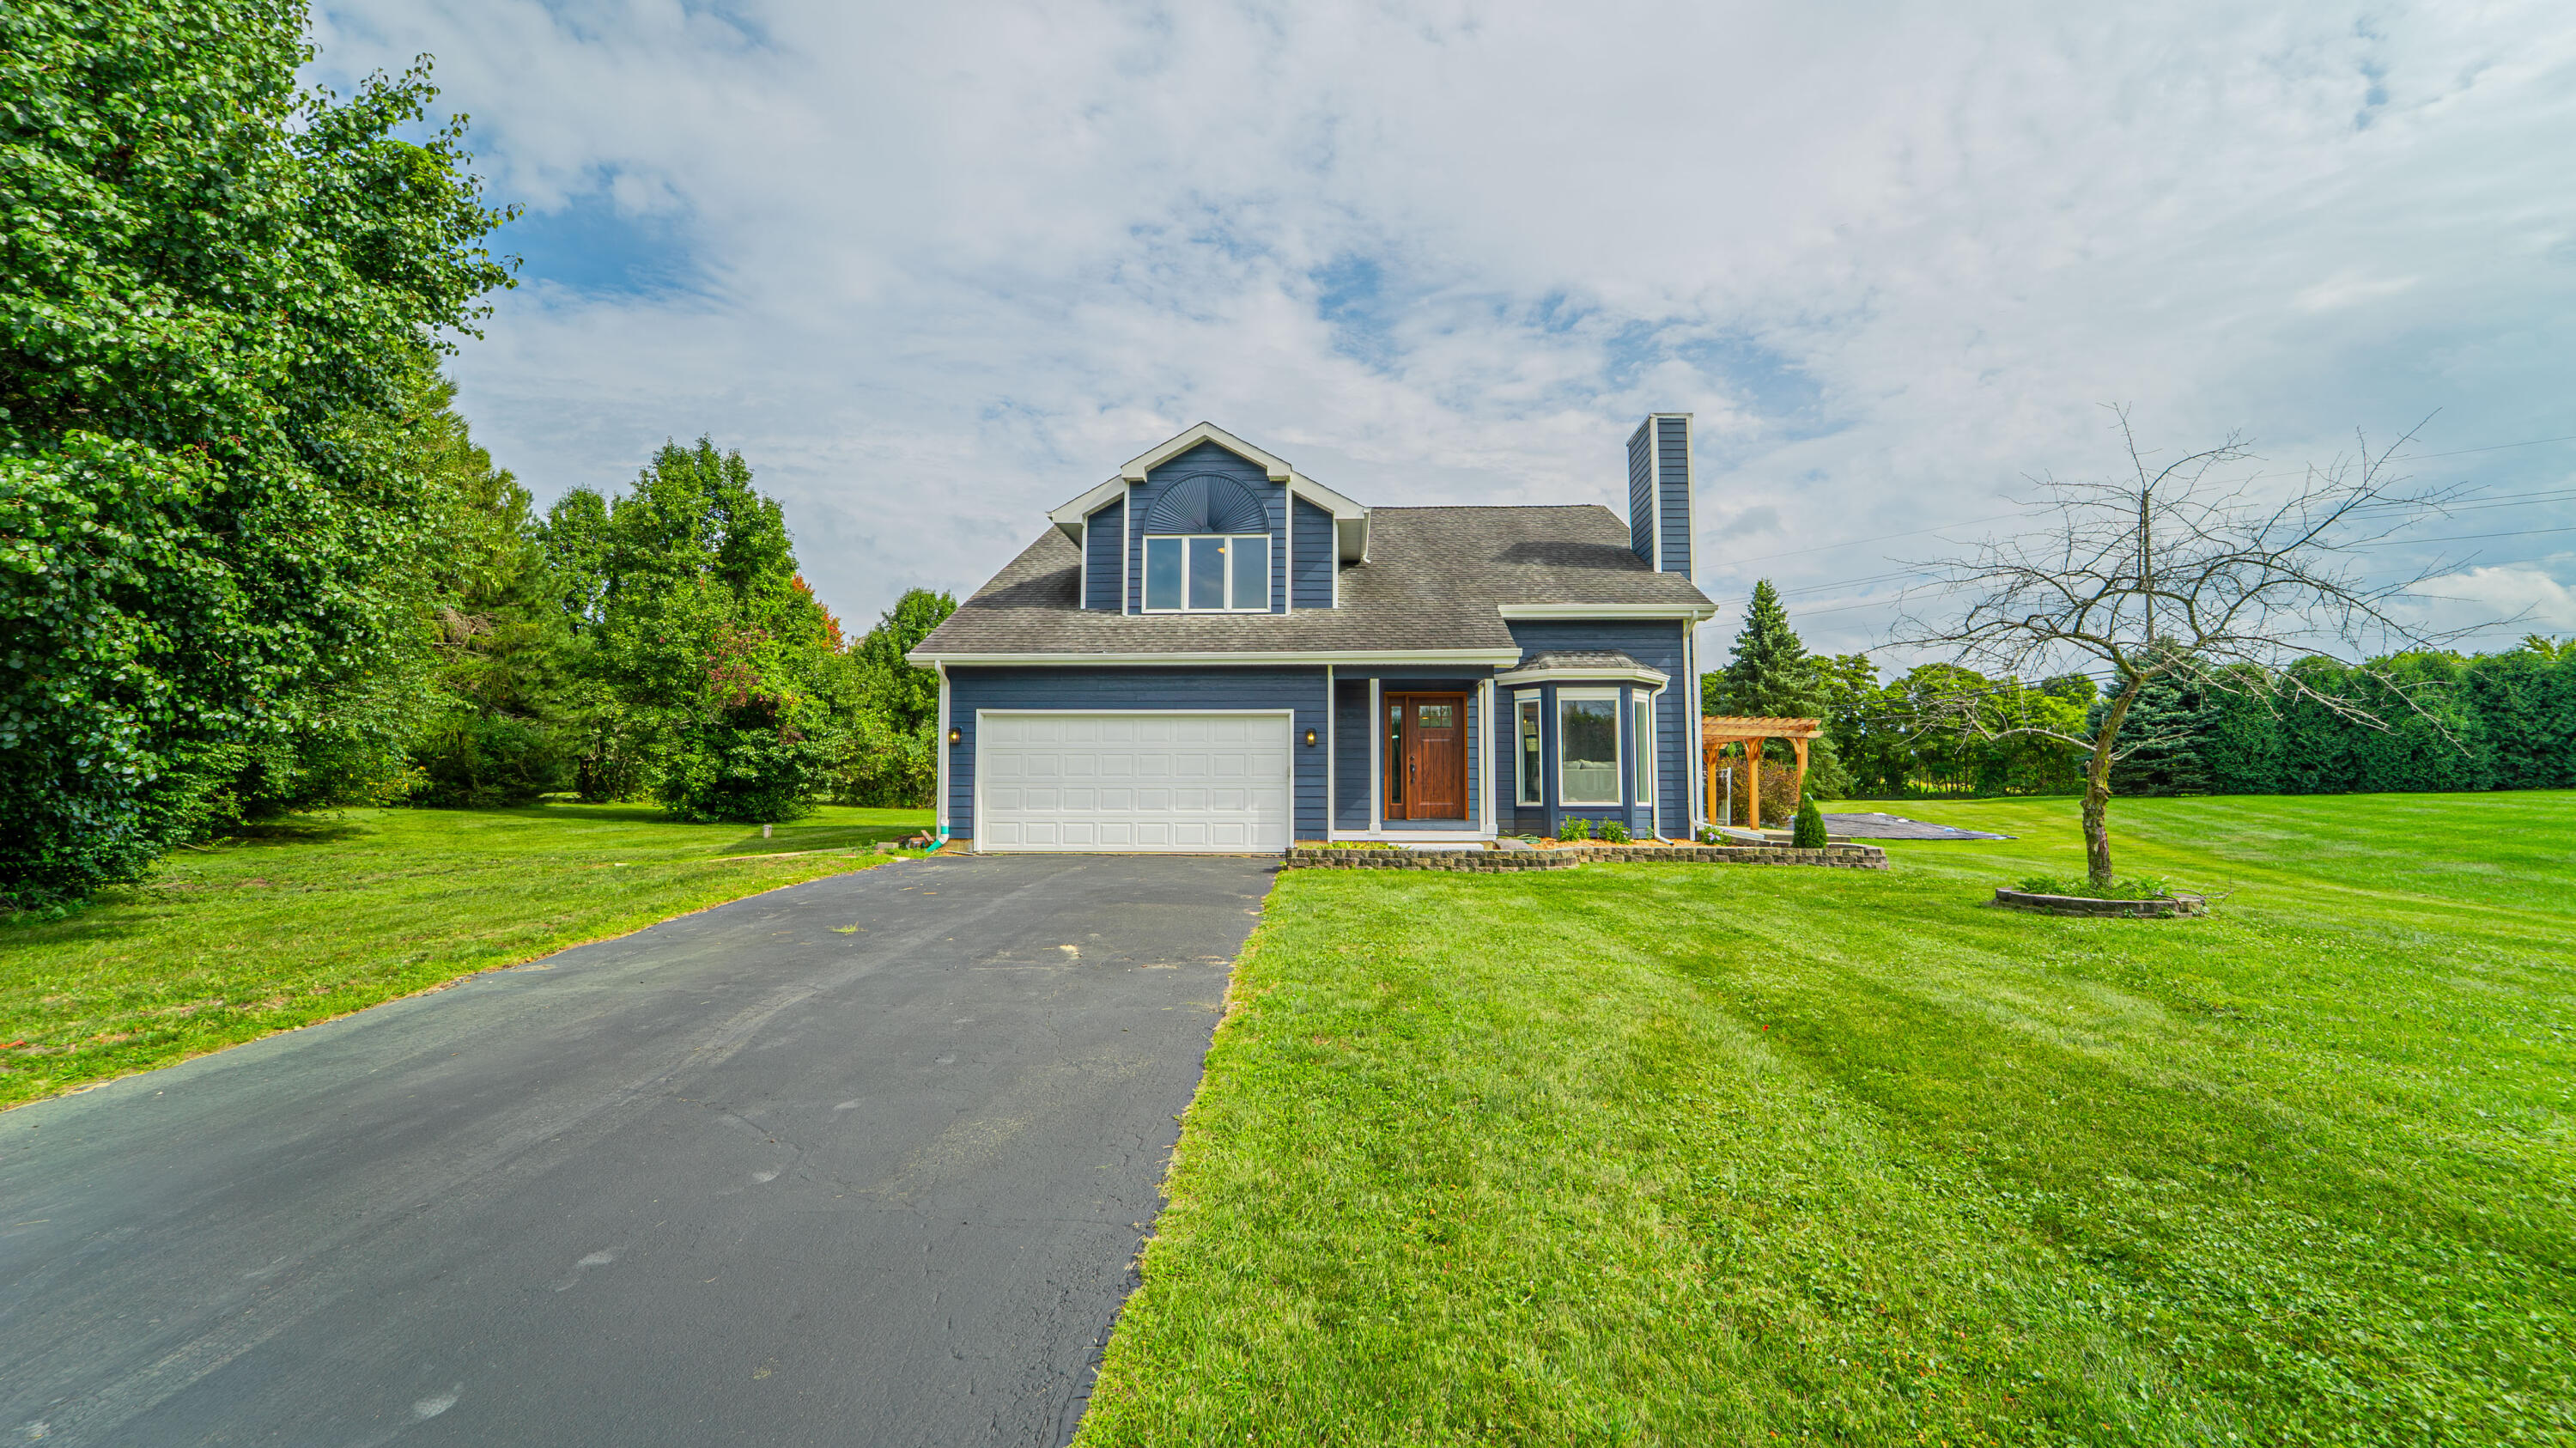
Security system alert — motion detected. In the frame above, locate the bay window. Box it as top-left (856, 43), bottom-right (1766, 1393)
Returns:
top-left (1516, 695), bottom-right (1542, 805)
top-left (1557, 691), bottom-right (1620, 805)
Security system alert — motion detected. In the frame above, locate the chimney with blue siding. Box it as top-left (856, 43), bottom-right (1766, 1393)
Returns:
top-left (1625, 413), bottom-right (1692, 575)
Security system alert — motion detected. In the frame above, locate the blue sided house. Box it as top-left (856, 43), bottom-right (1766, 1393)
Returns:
top-left (907, 417), bottom-right (1718, 852)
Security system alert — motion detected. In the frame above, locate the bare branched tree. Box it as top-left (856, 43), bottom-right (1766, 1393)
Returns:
top-left (1893, 407), bottom-right (2484, 886)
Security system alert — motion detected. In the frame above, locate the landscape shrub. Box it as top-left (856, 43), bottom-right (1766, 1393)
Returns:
top-left (1792, 799), bottom-right (1827, 849)
top-left (1721, 753), bottom-right (1806, 824)
top-left (1599, 819), bottom-right (1631, 843)
top-left (1558, 816), bottom-right (1593, 842)
top-left (830, 711), bottom-right (937, 807)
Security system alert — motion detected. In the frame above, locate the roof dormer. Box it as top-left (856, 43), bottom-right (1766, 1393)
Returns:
top-left (1048, 423), bottom-right (1369, 563)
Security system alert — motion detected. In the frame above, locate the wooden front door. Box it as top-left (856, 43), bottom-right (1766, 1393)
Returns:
top-left (1385, 693), bottom-right (1468, 820)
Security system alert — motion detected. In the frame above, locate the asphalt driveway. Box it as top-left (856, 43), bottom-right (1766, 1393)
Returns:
top-left (0, 854), bottom-right (1275, 1447)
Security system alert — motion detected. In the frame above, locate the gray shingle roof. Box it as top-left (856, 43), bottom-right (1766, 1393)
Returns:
top-left (1512, 650), bottom-right (1651, 673)
top-left (910, 505), bottom-right (1713, 660)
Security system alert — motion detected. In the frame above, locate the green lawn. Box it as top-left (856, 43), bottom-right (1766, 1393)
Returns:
top-left (1076, 793), bottom-right (2574, 1446)
top-left (0, 801), bottom-right (931, 1109)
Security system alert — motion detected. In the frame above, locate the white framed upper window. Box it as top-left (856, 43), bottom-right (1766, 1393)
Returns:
top-left (1515, 692), bottom-right (1542, 806)
top-left (1557, 688), bottom-right (1620, 806)
top-left (1143, 534), bottom-right (1269, 611)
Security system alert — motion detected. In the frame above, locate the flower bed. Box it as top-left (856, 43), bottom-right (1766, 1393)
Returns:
top-left (1285, 843), bottom-right (1886, 872)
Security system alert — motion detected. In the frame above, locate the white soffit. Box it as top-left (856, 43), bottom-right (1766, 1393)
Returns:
top-left (1285, 473), bottom-right (1370, 562)
top-left (1046, 476), bottom-right (1128, 541)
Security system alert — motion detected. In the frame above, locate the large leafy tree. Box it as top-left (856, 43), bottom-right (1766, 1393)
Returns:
top-left (0, 3), bottom-right (510, 904)
top-left (405, 374), bottom-right (580, 806)
top-left (829, 587), bottom-right (956, 807)
top-left (854, 587), bottom-right (956, 733)
top-left (542, 439), bottom-right (841, 821)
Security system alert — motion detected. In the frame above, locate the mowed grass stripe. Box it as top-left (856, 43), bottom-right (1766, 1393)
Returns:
top-left (1077, 794), bottom-right (2575, 1446)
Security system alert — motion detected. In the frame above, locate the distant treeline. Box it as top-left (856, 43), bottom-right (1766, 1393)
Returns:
top-left (2100, 644), bottom-right (2576, 797)
top-left (1704, 586), bottom-right (2576, 801)
top-left (1813, 643), bottom-right (2576, 800)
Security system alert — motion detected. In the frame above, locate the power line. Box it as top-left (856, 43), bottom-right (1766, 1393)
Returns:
top-left (2403, 433), bottom-right (2576, 461)
top-left (2358, 524), bottom-right (2576, 549)
top-left (1703, 429), bottom-right (2576, 573)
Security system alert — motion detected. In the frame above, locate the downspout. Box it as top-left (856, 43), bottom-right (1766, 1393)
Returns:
top-left (933, 661), bottom-right (951, 846)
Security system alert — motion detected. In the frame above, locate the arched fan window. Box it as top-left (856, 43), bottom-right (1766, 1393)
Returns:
top-left (1140, 474), bottom-right (1273, 611)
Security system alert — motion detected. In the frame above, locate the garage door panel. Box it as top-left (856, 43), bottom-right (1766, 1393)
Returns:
top-left (977, 712), bottom-right (1291, 854)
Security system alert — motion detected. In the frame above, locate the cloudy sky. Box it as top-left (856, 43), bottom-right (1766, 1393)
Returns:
top-left (312, 0), bottom-right (2576, 664)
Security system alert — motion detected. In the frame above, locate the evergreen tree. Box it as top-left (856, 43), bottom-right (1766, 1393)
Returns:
top-left (1700, 580), bottom-right (1843, 792)
top-left (1709, 580), bottom-right (1818, 717)
top-left (2102, 660), bottom-right (2211, 796)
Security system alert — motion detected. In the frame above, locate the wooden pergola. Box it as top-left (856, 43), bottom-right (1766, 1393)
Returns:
top-left (1701, 715), bottom-right (1822, 831)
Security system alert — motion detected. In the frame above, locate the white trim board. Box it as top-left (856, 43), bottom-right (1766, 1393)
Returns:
top-left (1554, 687), bottom-right (1624, 807)
top-left (1477, 677), bottom-right (1496, 832)
top-left (1047, 478), bottom-right (1129, 540)
top-left (1324, 664), bottom-right (1336, 833)
top-left (1510, 689), bottom-right (1541, 807)
top-left (1497, 603), bottom-right (1716, 621)
top-left (1494, 662), bottom-right (1670, 689)
top-left (908, 648), bottom-right (1521, 666)
top-left (1367, 677), bottom-right (1382, 833)
top-left (1119, 423), bottom-right (1295, 484)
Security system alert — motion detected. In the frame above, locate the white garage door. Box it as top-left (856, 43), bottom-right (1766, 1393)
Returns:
top-left (975, 711), bottom-right (1294, 853)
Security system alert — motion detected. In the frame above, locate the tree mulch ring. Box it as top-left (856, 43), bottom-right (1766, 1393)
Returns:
top-left (1992, 887), bottom-right (2206, 918)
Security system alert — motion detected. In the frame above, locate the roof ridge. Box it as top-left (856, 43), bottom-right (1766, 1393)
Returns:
top-left (1370, 503), bottom-right (1612, 513)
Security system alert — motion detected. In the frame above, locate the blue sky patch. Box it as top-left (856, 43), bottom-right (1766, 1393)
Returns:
top-left (1311, 253), bottom-right (1399, 368)
top-left (495, 193), bottom-right (702, 297)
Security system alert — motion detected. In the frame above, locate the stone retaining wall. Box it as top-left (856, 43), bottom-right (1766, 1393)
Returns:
top-left (1285, 843), bottom-right (1887, 872)
top-left (1992, 887), bottom-right (2206, 918)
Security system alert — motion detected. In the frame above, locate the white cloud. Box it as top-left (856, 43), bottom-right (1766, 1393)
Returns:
top-left (2419, 560), bottom-right (2576, 636)
top-left (310, 0), bottom-right (2576, 660)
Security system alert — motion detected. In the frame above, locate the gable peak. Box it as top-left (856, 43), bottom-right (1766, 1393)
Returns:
top-left (1118, 422), bottom-right (1293, 483)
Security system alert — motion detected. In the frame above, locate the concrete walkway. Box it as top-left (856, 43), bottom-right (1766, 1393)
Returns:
top-left (0, 855), bottom-right (1275, 1447)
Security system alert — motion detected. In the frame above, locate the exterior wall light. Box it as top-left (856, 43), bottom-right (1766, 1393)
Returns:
top-left (947, 727), bottom-right (963, 745)
top-left (1303, 728), bottom-right (1318, 746)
